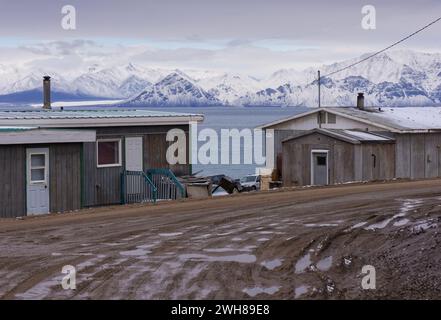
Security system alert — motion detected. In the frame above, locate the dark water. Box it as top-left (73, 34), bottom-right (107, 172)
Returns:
top-left (156, 106), bottom-right (308, 178)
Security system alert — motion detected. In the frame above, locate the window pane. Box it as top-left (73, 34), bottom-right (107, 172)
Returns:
top-left (98, 141), bottom-right (119, 165)
top-left (31, 154), bottom-right (45, 167)
top-left (31, 168), bottom-right (45, 181)
top-left (327, 113), bottom-right (336, 124)
top-left (317, 156), bottom-right (327, 166)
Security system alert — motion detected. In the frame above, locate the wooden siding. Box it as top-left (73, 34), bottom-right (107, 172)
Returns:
top-left (361, 143), bottom-right (395, 181)
top-left (83, 141), bottom-right (124, 207)
top-left (282, 133), bottom-right (355, 187)
top-left (395, 133), bottom-right (441, 179)
top-left (49, 144), bottom-right (82, 213)
top-left (272, 129), bottom-right (299, 179)
top-left (0, 145), bottom-right (26, 218)
top-left (282, 132), bottom-right (395, 187)
top-left (82, 125), bottom-right (190, 207)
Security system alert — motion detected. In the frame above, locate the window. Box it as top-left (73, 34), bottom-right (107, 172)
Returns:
top-left (30, 153), bottom-right (47, 183)
top-left (97, 139), bottom-right (121, 167)
top-left (327, 113), bottom-right (336, 124)
top-left (317, 112), bottom-right (337, 124)
top-left (317, 156), bottom-right (327, 166)
top-left (318, 111), bottom-right (326, 124)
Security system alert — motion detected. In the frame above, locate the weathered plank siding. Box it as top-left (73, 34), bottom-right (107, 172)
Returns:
top-left (272, 129), bottom-right (299, 179)
top-left (82, 141), bottom-right (124, 207)
top-left (361, 143), bottom-right (395, 181)
top-left (0, 145), bottom-right (26, 218)
top-left (282, 133), bottom-right (355, 187)
top-left (82, 125), bottom-right (191, 207)
top-left (282, 132), bottom-right (395, 187)
top-left (49, 144), bottom-right (82, 213)
top-left (394, 133), bottom-right (441, 179)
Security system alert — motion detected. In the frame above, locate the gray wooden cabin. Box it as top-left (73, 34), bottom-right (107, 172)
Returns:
top-left (259, 102), bottom-right (441, 187)
top-left (282, 128), bottom-right (395, 187)
top-left (0, 109), bottom-right (203, 218)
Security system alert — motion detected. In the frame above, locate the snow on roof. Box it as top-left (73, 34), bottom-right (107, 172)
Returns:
top-left (329, 107), bottom-right (441, 132)
top-left (282, 128), bottom-right (395, 144)
top-left (342, 130), bottom-right (391, 141)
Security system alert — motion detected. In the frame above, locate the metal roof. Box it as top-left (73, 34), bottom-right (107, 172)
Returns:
top-left (282, 128), bottom-right (395, 144)
top-left (326, 107), bottom-right (441, 132)
top-left (0, 109), bottom-right (204, 128)
top-left (259, 106), bottom-right (441, 132)
top-left (0, 109), bottom-right (201, 119)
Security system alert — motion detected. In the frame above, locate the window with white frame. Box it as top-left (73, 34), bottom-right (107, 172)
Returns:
top-left (97, 139), bottom-right (122, 167)
top-left (29, 153), bottom-right (47, 183)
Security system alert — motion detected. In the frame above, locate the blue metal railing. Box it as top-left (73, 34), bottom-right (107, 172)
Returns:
top-left (145, 168), bottom-right (186, 200)
top-left (121, 170), bottom-right (157, 204)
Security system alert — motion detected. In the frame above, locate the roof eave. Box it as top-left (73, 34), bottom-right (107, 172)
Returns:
top-left (0, 115), bottom-right (204, 128)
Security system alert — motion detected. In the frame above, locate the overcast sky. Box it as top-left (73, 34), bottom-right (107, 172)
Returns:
top-left (0, 0), bottom-right (440, 77)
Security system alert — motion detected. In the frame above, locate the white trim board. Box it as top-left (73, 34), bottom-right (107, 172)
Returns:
top-left (0, 129), bottom-right (96, 145)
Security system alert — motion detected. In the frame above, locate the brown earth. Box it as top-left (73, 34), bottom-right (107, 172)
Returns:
top-left (0, 179), bottom-right (440, 300)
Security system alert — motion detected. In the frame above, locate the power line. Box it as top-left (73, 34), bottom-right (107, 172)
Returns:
top-left (321, 16), bottom-right (441, 78)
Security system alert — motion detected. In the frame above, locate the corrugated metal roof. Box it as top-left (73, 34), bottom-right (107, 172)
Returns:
top-left (0, 109), bottom-right (202, 120)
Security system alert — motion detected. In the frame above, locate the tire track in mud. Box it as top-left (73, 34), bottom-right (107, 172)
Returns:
top-left (1, 180), bottom-right (441, 299)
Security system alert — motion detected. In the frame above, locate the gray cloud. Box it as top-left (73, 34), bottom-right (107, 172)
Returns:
top-left (0, 0), bottom-right (440, 76)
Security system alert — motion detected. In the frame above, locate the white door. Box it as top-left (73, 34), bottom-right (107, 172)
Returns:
top-left (26, 148), bottom-right (50, 215)
top-left (125, 137), bottom-right (143, 171)
top-left (125, 137), bottom-right (144, 198)
top-left (311, 151), bottom-right (329, 186)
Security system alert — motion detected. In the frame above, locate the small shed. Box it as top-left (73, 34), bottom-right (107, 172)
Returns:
top-left (282, 128), bottom-right (395, 186)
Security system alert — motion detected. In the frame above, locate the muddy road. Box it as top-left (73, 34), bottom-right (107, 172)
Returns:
top-left (0, 179), bottom-right (440, 299)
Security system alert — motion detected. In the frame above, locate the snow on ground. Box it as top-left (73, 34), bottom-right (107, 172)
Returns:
top-left (30, 100), bottom-right (123, 108)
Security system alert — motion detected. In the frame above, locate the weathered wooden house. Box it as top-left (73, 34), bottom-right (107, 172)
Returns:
top-left (259, 94), bottom-right (441, 187)
top-left (0, 108), bottom-right (203, 218)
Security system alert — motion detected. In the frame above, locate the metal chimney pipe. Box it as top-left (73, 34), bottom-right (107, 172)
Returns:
top-left (43, 76), bottom-right (51, 110)
top-left (357, 92), bottom-right (364, 110)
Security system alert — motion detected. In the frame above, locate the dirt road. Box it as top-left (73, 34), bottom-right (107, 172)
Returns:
top-left (0, 179), bottom-right (440, 299)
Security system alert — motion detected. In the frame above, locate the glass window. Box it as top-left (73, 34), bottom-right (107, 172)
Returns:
top-left (327, 113), bottom-right (336, 124)
top-left (31, 154), bottom-right (45, 167)
top-left (97, 140), bottom-right (121, 167)
top-left (317, 156), bottom-right (327, 166)
top-left (31, 168), bottom-right (45, 181)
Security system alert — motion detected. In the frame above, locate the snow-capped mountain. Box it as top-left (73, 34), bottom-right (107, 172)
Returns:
top-left (1, 50), bottom-right (441, 107)
top-left (127, 72), bottom-right (219, 106)
top-left (199, 73), bottom-right (262, 105)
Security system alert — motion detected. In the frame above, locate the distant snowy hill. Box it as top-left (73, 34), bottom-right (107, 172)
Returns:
top-left (127, 72), bottom-right (219, 107)
top-left (1, 50), bottom-right (441, 107)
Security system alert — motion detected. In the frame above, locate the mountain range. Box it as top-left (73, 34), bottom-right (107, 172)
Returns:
top-left (1, 50), bottom-right (441, 107)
